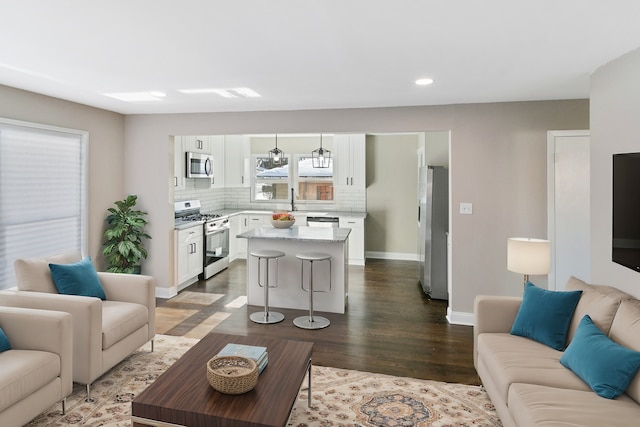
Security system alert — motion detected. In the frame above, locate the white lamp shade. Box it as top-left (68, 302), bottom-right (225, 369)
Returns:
top-left (507, 237), bottom-right (551, 275)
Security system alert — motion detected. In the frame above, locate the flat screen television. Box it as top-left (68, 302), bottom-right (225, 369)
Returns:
top-left (612, 152), bottom-right (640, 272)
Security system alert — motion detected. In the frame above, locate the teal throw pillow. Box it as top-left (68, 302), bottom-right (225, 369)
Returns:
top-left (0, 327), bottom-right (10, 352)
top-left (510, 282), bottom-right (582, 350)
top-left (49, 256), bottom-right (106, 300)
top-left (560, 314), bottom-right (640, 399)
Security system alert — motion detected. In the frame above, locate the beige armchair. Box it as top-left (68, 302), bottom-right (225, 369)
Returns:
top-left (0, 306), bottom-right (72, 427)
top-left (0, 252), bottom-right (155, 401)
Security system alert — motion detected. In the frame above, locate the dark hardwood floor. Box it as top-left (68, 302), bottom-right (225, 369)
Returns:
top-left (157, 258), bottom-right (480, 385)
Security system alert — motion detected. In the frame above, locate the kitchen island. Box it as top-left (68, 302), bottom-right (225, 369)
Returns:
top-left (237, 226), bottom-right (350, 314)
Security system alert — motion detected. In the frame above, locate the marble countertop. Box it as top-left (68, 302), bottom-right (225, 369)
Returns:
top-left (237, 225), bottom-right (351, 242)
top-left (221, 209), bottom-right (367, 219)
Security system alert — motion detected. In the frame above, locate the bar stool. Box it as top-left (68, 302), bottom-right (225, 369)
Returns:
top-left (293, 252), bottom-right (331, 330)
top-left (249, 250), bottom-right (285, 324)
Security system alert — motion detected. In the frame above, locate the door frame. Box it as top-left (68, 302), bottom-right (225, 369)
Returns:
top-left (546, 129), bottom-right (590, 290)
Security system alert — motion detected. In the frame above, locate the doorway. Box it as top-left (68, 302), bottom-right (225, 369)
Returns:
top-left (547, 130), bottom-right (590, 290)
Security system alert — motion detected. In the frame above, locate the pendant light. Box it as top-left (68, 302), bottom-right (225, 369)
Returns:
top-left (312, 134), bottom-right (331, 168)
top-left (268, 134), bottom-right (284, 166)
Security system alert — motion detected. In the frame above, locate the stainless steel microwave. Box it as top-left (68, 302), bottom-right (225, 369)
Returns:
top-left (186, 152), bottom-right (212, 179)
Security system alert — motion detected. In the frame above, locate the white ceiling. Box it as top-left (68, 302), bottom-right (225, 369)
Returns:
top-left (2, 1), bottom-right (640, 115)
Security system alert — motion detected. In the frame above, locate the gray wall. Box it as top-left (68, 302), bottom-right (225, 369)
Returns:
top-left (0, 84), bottom-right (125, 270)
top-left (0, 84), bottom-right (591, 318)
top-left (124, 100), bottom-right (589, 316)
top-left (590, 46), bottom-right (640, 295)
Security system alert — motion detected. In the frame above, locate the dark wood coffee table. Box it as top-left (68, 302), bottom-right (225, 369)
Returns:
top-left (132, 333), bottom-right (313, 427)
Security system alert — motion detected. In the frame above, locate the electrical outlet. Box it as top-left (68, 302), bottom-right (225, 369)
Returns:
top-left (460, 203), bottom-right (473, 215)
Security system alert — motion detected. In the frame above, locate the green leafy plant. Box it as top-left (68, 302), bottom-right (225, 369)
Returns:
top-left (102, 195), bottom-right (151, 273)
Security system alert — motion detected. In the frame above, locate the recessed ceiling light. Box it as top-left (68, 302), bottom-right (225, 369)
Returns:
top-left (103, 91), bottom-right (166, 102)
top-left (232, 87), bottom-right (261, 98)
top-left (178, 87), bottom-right (261, 98)
top-left (415, 78), bottom-right (434, 86)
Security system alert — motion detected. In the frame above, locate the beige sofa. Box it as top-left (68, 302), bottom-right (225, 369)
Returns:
top-left (0, 306), bottom-right (72, 427)
top-left (475, 277), bottom-right (640, 427)
top-left (0, 252), bottom-right (155, 400)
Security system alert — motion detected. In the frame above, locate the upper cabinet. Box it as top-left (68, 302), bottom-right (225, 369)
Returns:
top-left (183, 135), bottom-right (211, 153)
top-left (174, 136), bottom-right (185, 190)
top-left (210, 135), bottom-right (225, 188)
top-left (334, 134), bottom-right (366, 190)
top-left (224, 135), bottom-right (251, 187)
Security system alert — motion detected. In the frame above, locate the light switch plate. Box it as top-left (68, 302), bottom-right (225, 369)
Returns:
top-left (460, 202), bottom-right (473, 215)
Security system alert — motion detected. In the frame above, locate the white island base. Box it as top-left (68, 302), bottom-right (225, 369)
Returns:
top-left (237, 226), bottom-right (350, 314)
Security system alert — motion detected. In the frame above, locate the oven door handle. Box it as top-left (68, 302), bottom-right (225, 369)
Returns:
top-left (206, 228), bottom-right (229, 236)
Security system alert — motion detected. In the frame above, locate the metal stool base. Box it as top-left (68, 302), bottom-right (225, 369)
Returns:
top-left (293, 315), bottom-right (330, 329)
top-left (250, 311), bottom-right (285, 324)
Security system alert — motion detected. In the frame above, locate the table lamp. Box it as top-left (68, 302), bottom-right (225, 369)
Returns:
top-left (507, 237), bottom-right (551, 287)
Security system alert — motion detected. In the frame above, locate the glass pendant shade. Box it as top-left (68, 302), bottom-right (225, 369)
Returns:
top-left (312, 135), bottom-right (331, 168)
top-left (268, 135), bottom-right (284, 165)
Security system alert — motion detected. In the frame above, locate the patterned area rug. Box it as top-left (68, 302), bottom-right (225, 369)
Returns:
top-left (28, 335), bottom-right (500, 427)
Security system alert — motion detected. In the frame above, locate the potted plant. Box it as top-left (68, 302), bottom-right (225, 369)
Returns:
top-left (102, 195), bottom-right (151, 273)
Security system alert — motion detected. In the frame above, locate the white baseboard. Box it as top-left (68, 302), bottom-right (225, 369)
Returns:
top-left (447, 308), bottom-right (474, 326)
top-left (155, 285), bottom-right (178, 299)
top-left (366, 251), bottom-right (418, 261)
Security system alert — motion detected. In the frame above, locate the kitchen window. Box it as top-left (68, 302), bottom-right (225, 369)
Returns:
top-left (296, 156), bottom-right (334, 201)
top-left (251, 154), bottom-right (335, 204)
top-left (253, 155), bottom-right (290, 201)
top-left (0, 118), bottom-right (87, 290)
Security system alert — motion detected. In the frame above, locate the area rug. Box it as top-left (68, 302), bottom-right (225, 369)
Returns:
top-left (28, 335), bottom-right (501, 427)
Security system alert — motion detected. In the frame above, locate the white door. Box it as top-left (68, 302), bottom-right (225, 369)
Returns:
top-left (547, 130), bottom-right (590, 290)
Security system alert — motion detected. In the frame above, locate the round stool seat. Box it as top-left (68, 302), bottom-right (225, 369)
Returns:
top-left (295, 252), bottom-right (331, 261)
top-left (250, 250), bottom-right (285, 259)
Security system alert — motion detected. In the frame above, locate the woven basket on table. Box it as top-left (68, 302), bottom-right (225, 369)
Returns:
top-left (206, 355), bottom-right (258, 394)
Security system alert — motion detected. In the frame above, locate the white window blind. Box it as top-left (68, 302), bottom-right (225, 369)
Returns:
top-left (0, 119), bottom-right (87, 290)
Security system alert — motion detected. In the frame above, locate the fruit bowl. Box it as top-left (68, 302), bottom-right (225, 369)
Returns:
top-left (271, 219), bottom-right (295, 228)
top-left (271, 212), bottom-right (295, 228)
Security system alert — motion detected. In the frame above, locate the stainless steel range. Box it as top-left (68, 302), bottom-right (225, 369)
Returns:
top-left (174, 200), bottom-right (229, 280)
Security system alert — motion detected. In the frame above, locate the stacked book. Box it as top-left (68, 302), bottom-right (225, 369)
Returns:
top-left (217, 343), bottom-right (268, 374)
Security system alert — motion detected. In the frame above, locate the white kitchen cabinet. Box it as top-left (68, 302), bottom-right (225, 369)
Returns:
top-left (183, 135), bottom-right (211, 153)
top-left (228, 215), bottom-right (240, 262)
top-left (334, 134), bottom-right (366, 190)
top-left (175, 225), bottom-right (203, 288)
top-left (210, 135), bottom-right (225, 188)
top-left (173, 136), bottom-right (185, 190)
top-left (235, 214), bottom-right (248, 258)
top-left (224, 135), bottom-right (251, 187)
top-left (235, 213), bottom-right (270, 259)
top-left (339, 216), bottom-right (365, 265)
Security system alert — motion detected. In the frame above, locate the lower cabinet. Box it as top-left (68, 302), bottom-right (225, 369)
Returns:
top-left (232, 213), bottom-right (270, 260)
top-left (339, 217), bottom-right (365, 266)
top-left (175, 225), bottom-right (203, 288)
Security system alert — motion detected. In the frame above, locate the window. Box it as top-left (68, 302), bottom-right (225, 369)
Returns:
top-left (253, 156), bottom-right (290, 201)
top-left (0, 118), bottom-right (87, 290)
top-left (296, 156), bottom-right (334, 201)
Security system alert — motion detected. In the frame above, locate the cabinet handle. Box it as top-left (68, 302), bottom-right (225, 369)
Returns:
top-left (174, 176), bottom-right (178, 187)
top-left (346, 177), bottom-right (349, 185)
top-left (241, 176), bottom-right (244, 184)
top-left (244, 218), bottom-right (247, 226)
top-left (350, 177), bottom-right (353, 185)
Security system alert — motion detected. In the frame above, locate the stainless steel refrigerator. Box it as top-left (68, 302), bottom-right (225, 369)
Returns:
top-left (417, 166), bottom-right (449, 300)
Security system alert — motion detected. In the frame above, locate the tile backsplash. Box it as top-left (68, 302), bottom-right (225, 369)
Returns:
top-left (175, 180), bottom-right (366, 214)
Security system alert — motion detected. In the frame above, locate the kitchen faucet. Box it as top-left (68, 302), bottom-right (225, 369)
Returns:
top-left (291, 188), bottom-right (296, 211)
